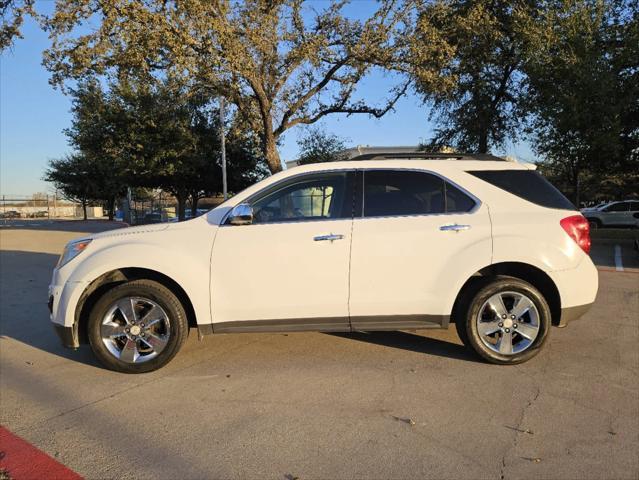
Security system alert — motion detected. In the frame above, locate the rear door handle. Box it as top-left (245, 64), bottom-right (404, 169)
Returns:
top-left (439, 224), bottom-right (471, 232)
top-left (314, 234), bottom-right (344, 242)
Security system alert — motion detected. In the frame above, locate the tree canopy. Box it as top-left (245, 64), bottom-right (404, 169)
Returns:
top-left (42, 0), bottom-right (424, 173)
top-left (46, 77), bottom-right (266, 220)
top-left (0, 0), bottom-right (34, 51)
top-left (524, 0), bottom-right (639, 203)
top-left (43, 153), bottom-right (110, 220)
top-left (410, 0), bottom-right (539, 153)
top-left (296, 126), bottom-right (349, 165)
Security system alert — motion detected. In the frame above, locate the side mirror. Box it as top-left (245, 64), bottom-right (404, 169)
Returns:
top-left (228, 203), bottom-right (254, 225)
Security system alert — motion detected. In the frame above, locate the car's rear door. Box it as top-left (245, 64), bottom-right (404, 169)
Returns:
top-left (626, 201), bottom-right (639, 226)
top-left (210, 171), bottom-right (355, 332)
top-left (602, 202), bottom-right (629, 225)
top-left (348, 169), bottom-right (492, 329)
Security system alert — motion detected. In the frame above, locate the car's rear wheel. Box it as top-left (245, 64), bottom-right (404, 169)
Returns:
top-left (88, 279), bottom-right (188, 373)
top-left (457, 276), bottom-right (551, 364)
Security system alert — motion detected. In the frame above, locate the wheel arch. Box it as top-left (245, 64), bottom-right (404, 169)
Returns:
top-left (451, 262), bottom-right (562, 327)
top-left (75, 267), bottom-right (198, 344)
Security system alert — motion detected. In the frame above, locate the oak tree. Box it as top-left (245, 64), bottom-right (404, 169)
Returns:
top-left (0, 0), bottom-right (34, 51)
top-left (43, 0), bottom-right (417, 173)
top-left (410, 0), bottom-right (538, 153)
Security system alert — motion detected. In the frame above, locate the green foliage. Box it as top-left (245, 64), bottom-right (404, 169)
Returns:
top-left (297, 126), bottom-right (349, 165)
top-left (46, 76), bottom-right (266, 220)
top-left (524, 0), bottom-right (639, 204)
top-left (42, 0), bottom-right (417, 173)
top-left (0, 0), bottom-right (34, 51)
top-left (411, 0), bottom-right (538, 153)
top-left (43, 153), bottom-right (111, 219)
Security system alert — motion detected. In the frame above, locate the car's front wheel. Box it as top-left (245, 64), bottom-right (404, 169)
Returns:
top-left (88, 279), bottom-right (188, 373)
top-left (456, 276), bottom-right (551, 364)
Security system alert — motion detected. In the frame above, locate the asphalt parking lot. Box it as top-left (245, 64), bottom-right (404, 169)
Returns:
top-left (1, 220), bottom-right (638, 479)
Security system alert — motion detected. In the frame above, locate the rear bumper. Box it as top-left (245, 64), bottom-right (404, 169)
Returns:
top-left (548, 256), bottom-right (598, 327)
top-left (558, 302), bottom-right (594, 327)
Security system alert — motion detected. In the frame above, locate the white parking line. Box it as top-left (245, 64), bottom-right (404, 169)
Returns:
top-left (614, 245), bottom-right (624, 271)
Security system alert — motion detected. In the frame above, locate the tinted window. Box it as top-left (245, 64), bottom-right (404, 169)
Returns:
top-left (630, 202), bottom-right (639, 212)
top-left (445, 181), bottom-right (476, 213)
top-left (605, 202), bottom-right (629, 212)
top-left (363, 170), bottom-right (475, 217)
top-left (250, 172), bottom-right (351, 224)
top-left (469, 170), bottom-right (575, 210)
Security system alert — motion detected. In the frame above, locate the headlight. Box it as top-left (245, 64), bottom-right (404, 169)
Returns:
top-left (57, 239), bottom-right (92, 268)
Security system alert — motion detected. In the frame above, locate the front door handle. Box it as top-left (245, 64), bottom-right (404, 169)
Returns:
top-left (314, 234), bottom-right (344, 242)
top-left (439, 224), bottom-right (471, 232)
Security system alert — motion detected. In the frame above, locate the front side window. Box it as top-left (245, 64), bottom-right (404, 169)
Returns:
top-left (250, 172), bottom-right (351, 224)
top-left (362, 170), bottom-right (475, 217)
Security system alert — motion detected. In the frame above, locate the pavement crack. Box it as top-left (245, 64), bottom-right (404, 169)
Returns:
top-left (499, 383), bottom-right (542, 480)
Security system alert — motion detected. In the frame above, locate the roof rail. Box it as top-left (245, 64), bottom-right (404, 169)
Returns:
top-left (349, 152), bottom-right (506, 162)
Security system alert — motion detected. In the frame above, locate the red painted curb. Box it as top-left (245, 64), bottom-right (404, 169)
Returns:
top-left (0, 426), bottom-right (82, 480)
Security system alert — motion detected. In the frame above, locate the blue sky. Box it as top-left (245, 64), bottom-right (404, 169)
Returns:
top-left (0, 10), bottom-right (535, 195)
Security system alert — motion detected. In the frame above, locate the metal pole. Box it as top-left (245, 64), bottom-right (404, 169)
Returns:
top-left (220, 96), bottom-right (227, 200)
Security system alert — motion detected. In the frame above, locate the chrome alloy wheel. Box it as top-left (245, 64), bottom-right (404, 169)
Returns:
top-left (476, 291), bottom-right (540, 355)
top-left (100, 297), bottom-right (170, 364)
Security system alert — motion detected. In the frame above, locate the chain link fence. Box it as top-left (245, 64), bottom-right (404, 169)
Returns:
top-left (1, 191), bottom-right (226, 224)
top-left (0, 194), bottom-right (100, 220)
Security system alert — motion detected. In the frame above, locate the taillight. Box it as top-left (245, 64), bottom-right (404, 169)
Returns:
top-left (560, 215), bottom-right (591, 254)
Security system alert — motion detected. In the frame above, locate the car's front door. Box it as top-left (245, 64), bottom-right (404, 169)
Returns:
top-left (349, 169), bottom-right (492, 330)
top-left (210, 171), bottom-right (354, 332)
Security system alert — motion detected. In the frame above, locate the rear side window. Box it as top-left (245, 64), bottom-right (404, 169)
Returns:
top-left (363, 170), bottom-right (475, 217)
top-left (468, 170), bottom-right (575, 210)
top-left (604, 202), bottom-right (629, 212)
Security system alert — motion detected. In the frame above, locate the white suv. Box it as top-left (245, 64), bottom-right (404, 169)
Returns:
top-left (583, 200), bottom-right (639, 228)
top-left (49, 154), bottom-right (598, 373)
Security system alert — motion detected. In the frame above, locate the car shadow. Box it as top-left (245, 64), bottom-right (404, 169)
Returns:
top-left (0, 250), bottom-right (104, 368)
top-left (328, 330), bottom-right (478, 363)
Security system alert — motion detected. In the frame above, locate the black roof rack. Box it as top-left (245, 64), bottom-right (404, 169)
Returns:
top-left (349, 152), bottom-right (506, 162)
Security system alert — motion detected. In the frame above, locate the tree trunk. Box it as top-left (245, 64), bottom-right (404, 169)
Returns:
top-left (190, 194), bottom-right (199, 218)
top-left (263, 121), bottom-right (282, 174)
top-left (107, 196), bottom-right (115, 221)
top-left (176, 194), bottom-right (187, 221)
top-left (573, 166), bottom-right (581, 208)
top-left (478, 129), bottom-right (489, 154)
top-left (82, 199), bottom-right (88, 220)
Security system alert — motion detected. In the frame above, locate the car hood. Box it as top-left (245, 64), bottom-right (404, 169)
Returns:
top-left (90, 222), bottom-right (170, 240)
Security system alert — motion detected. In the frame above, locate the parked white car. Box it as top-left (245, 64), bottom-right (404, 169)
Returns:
top-left (49, 154), bottom-right (598, 373)
top-left (582, 200), bottom-right (639, 228)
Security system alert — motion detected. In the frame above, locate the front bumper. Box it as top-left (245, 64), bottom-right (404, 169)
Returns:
top-left (49, 271), bottom-right (85, 349)
top-left (52, 322), bottom-right (80, 349)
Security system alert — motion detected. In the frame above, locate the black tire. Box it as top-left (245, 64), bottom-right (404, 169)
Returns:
top-left (457, 276), bottom-right (551, 365)
top-left (88, 279), bottom-right (188, 373)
